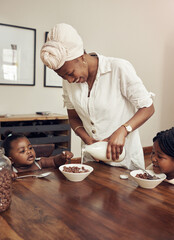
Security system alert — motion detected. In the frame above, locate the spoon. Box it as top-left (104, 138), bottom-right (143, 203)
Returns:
top-left (132, 163), bottom-right (155, 178)
top-left (16, 172), bottom-right (52, 179)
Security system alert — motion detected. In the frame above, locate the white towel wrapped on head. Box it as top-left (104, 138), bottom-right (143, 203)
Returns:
top-left (40, 23), bottom-right (84, 70)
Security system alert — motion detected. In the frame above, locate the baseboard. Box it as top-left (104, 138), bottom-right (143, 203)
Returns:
top-left (143, 146), bottom-right (153, 155)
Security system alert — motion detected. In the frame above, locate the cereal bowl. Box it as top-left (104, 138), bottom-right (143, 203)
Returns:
top-left (130, 169), bottom-right (166, 189)
top-left (59, 164), bottom-right (93, 182)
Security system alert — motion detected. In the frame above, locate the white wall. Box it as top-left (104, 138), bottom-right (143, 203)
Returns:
top-left (0, 0), bottom-right (174, 157)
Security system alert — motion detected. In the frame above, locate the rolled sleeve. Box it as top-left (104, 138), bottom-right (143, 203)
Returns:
top-left (120, 61), bottom-right (155, 109)
top-left (62, 93), bottom-right (74, 109)
top-left (62, 81), bottom-right (74, 109)
top-left (137, 92), bottom-right (155, 108)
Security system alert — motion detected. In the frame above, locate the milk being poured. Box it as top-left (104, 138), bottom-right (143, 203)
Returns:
top-left (81, 147), bottom-right (85, 164)
top-left (83, 141), bottom-right (125, 162)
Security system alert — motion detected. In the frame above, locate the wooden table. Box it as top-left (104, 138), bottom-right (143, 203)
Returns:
top-left (0, 162), bottom-right (173, 240)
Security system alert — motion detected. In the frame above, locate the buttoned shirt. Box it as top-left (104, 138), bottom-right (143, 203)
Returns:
top-left (62, 54), bottom-right (154, 169)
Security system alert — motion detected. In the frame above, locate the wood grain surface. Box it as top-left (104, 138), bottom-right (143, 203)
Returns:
top-left (0, 161), bottom-right (173, 240)
top-left (0, 114), bottom-right (68, 122)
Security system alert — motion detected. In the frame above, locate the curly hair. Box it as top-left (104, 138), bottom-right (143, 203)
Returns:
top-left (153, 127), bottom-right (174, 158)
top-left (1, 131), bottom-right (26, 157)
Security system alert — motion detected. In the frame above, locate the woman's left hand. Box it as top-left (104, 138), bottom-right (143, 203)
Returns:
top-left (104, 126), bottom-right (127, 161)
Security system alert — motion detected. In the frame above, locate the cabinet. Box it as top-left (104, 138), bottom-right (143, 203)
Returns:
top-left (0, 114), bottom-right (71, 156)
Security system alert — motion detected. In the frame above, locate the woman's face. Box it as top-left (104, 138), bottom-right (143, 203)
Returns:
top-left (151, 141), bottom-right (174, 175)
top-left (9, 137), bottom-right (36, 167)
top-left (54, 56), bottom-right (88, 83)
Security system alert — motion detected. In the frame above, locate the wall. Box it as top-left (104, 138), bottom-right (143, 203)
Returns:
top-left (0, 0), bottom-right (174, 157)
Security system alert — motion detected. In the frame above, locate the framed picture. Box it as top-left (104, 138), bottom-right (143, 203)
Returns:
top-left (44, 32), bottom-right (62, 88)
top-left (0, 23), bottom-right (36, 86)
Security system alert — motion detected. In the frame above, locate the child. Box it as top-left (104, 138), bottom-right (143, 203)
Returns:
top-left (1, 132), bottom-right (73, 176)
top-left (147, 127), bottom-right (174, 184)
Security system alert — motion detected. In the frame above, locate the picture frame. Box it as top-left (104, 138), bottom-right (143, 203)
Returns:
top-left (43, 32), bottom-right (62, 88)
top-left (0, 23), bottom-right (36, 86)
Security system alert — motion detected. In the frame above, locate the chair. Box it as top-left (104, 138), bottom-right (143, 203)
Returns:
top-left (32, 144), bottom-right (55, 158)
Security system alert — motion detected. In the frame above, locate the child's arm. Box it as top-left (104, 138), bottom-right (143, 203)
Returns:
top-left (39, 151), bottom-right (74, 168)
top-left (54, 151), bottom-right (74, 166)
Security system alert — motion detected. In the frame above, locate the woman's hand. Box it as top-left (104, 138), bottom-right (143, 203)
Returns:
top-left (104, 105), bottom-right (155, 161)
top-left (85, 138), bottom-right (100, 162)
top-left (85, 137), bottom-right (98, 145)
top-left (104, 126), bottom-right (127, 161)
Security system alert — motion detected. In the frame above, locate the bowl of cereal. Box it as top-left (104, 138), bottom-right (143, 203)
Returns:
top-left (130, 169), bottom-right (166, 189)
top-left (59, 164), bottom-right (94, 182)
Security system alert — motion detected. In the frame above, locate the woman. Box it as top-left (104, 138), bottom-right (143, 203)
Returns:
top-left (40, 23), bottom-right (155, 170)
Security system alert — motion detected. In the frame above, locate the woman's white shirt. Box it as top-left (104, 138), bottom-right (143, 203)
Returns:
top-left (63, 54), bottom-right (154, 170)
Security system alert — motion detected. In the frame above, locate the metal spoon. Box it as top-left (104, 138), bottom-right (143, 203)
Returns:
top-left (132, 162), bottom-right (155, 178)
top-left (138, 168), bottom-right (154, 178)
top-left (16, 172), bottom-right (52, 179)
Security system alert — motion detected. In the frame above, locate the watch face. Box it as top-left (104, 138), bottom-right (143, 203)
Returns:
top-left (126, 125), bottom-right (132, 132)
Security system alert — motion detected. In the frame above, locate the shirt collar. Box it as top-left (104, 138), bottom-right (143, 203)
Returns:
top-left (90, 52), bottom-right (112, 79)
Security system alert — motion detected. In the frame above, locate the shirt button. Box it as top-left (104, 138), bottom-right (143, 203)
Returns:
top-left (92, 130), bottom-right (96, 134)
top-left (91, 121), bottom-right (94, 125)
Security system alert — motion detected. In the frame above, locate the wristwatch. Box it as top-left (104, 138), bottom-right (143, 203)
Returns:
top-left (122, 124), bottom-right (133, 134)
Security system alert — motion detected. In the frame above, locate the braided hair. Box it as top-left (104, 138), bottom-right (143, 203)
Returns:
top-left (153, 127), bottom-right (174, 158)
top-left (1, 131), bottom-right (26, 157)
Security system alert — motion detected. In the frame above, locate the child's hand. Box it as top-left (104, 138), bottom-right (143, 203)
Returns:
top-left (53, 151), bottom-right (74, 166)
top-left (11, 172), bottom-right (18, 181)
top-left (62, 151), bottom-right (74, 163)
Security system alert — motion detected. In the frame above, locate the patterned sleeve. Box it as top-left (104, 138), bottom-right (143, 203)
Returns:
top-left (119, 60), bottom-right (155, 109)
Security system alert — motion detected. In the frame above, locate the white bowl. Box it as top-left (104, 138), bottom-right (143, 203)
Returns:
top-left (130, 169), bottom-right (166, 189)
top-left (59, 164), bottom-right (93, 182)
